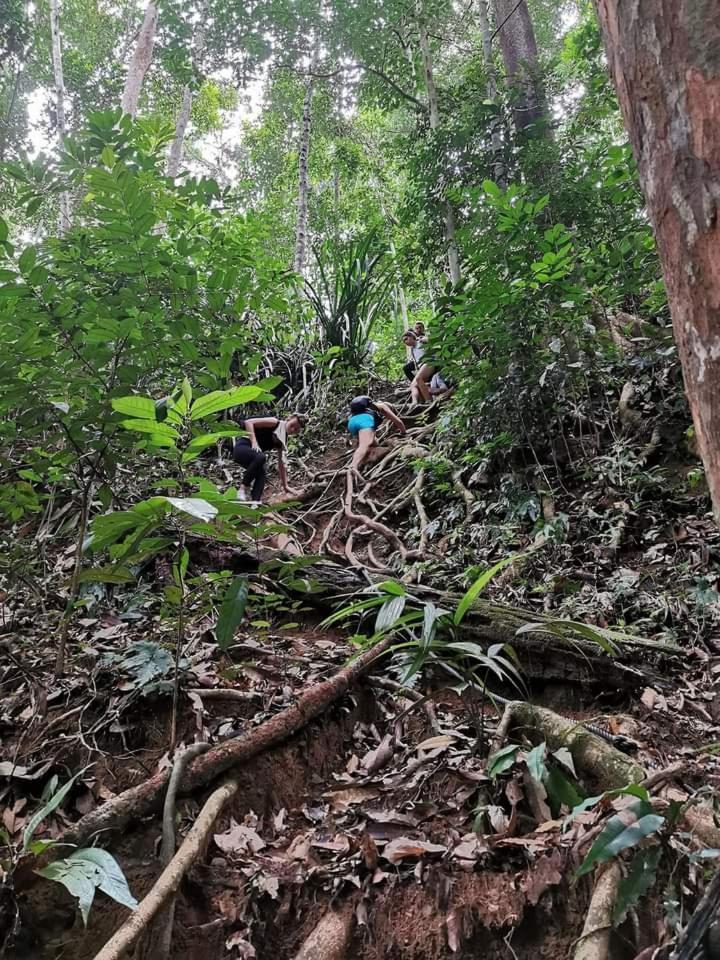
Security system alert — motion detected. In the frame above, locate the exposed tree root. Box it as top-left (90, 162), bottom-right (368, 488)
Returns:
top-left (294, 904), bottom-right (355, 960)
top-left (343, 471), bottom-right (420, 561)
top-left (502, 701), bottom-right (645, 788)
top-left (93, 776), bottom-right (239, 960)
top-left (24, 633), bottom-right (397, 877)
top-left (573, 863), bottom-right (622, 960)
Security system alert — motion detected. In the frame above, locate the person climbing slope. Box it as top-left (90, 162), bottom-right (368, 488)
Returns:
top-left (402, 329), bottom-right (425, 382)
top-left (348, 395), bottom-right (406, 471)
top-left (233, 413), bottom-right (307, 503)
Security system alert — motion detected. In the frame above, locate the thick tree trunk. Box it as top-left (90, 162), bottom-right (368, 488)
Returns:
top-left (166, 84), bottom-right (192, 178)
top-left (477, 0), bottom-right (505, 184)
top-left (49, 0), bottom-right (71, 232)
top-left (493, 0), bottom-right (546, 135)
top-left (293, 51), bottom-right (318, 277)
top-left (416, 10), bottom-right (462, 286)
top-left (121, 0), bottom-right (158, 119)
top-left (593, 0), bottom-right (720, 525)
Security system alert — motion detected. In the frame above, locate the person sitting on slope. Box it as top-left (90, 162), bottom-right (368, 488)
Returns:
top-left (233, 413), bottom-right (307, 503)
top-left (347, 395), bottom-right (406, 471)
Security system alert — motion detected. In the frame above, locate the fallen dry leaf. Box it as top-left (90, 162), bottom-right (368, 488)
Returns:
top-left (326, 785), bottom-right (380, 811)
top-left (361, 734), bottom-right (395, 774)
top-left (214, 819), bottom-right (266, 856)
top-left (382, 836), bottom-right (447, 864)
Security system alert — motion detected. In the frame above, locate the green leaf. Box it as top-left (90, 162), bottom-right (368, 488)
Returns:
top-left (544, 766), bottom-right (583, 815)
top-left (37, 847), bottom-right (137, 925)
top-left (18, 246), bottom-right (37, 273)
top-left (578, 800), bottom-right (665, 876)
top-left (375, 595), bottom-right (406, 633)
top-left (613, 845), bottom-right (662, 925)
top-left (190, 385), bottom-right (268, 421)
top-left (23, 772), bottom-right (81, 851)
top-left (119, 419), bottom-right (178, 439)
top-left (162, 497), bottom-right (218, 522)
top-left (76, 567), bottom-right (135, 585)
top-left (376, 581), bottom-right (406, 596)
top-left (454, 554), bottom-right (520, 625)
top-left (181, 429), bottom-right (240, 463)
top-left (111, 396), bottom-right (157, 420)
top-left (526, 742), bottom-right (547, 783)
top-left (487, 743), bottom-right (520, 779)
top-left (215, 576), bottom-right (249, 650)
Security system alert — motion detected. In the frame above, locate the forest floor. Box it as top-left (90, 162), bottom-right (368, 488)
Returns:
top-left (1, 379), bottom-right (720, 959)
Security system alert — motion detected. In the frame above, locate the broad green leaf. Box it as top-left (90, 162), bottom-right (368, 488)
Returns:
top-left (119, 419), bottom-right (178, 439)
top-left (23, 772), bottom-right (81, 851)
top-left (376, 581), bottom-right (406, 597)
top-left (375, 595), bottom-right (406, 633)
top-left (181, 429), bottom-right (240, 463)
top-left (544, 766), bottom-right (583, 815)
top-left (578, 800), bottom-right (665, 876)
top-left (76, 567), bottom-right (135, 585)
top-left (162, 497), bottom-right (218, 522)
top-left (487, 743), bottom-right (520, 779)
top-left (454, 554), bottom-right (520, 625)
top-left (111, 396), bottom-right (157, 420)
top-left (190, 385), bottom-right (268, 421)
top-left (526, 742), bottom-right (547, 783)
top-left (18, 246), bottom-right (37, 273)
top-left (37, 847), bottom-right (137, 925)
top-left (215, 576), bottom-right (249, 650)
top-left (613, 845), bottom-right (662, 925)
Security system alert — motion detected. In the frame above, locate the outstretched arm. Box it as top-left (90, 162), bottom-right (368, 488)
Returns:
top-left (375, 401), bottom-right (406, 434)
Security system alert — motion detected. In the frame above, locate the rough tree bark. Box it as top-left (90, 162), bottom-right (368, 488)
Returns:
top-left (493, 0), bottom-right (546, 135)
top-left (293, 49), bottom-right (319, 277)
top-left (49, 0), bottom-right (71, 232)
top-left (592, 0), bottom-right (720, 526)
top-left (416, 5), bottom-right (462, 285)
top-left (121, 0), bottom-right (158, 119)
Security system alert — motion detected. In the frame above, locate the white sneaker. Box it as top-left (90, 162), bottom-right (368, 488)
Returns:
top-left (236, 487), bottom-right (249, 502)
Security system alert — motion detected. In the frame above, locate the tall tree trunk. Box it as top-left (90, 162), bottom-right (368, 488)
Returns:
top-left (416, 10), bottom-right (461, 285)
top-left (477, 0), bottom-right (505, 184)
top-left (166, 10), bottom-right (207, 178)
top-left (293, 51), bottom-right (319, 277)
top-left (121, 0), bottom-right (158, 119)
top-left (166, 84), bottom-right (192, 178)
top-left (593, 0), bottom-right (720, 525)
top-left (493, 0), bottom-right (546, 135)
top-left (49, 0), bottom-right (71, 232)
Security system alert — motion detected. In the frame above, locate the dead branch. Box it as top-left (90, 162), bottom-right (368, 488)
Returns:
top-left (93, 776), bottom-right (239, 960)
top-left (413, 468), bottom-right (429, 554)
top-left (452, 469), bottom-right (475, 518)
top-left (343, 471), bottom-right (420, 560)
top-left (188, 688), bottom-right (260, 702)
top-left (670, 863), bottom-right (720, 960)
top-left (573, 863), bottom-right (622, 960)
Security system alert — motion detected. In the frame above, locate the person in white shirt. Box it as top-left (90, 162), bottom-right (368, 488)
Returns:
top-left (402, 330), bottom-right (425, 382)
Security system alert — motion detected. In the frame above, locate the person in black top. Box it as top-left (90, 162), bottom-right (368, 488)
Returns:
top-left (347, 395), bottom-right (406, 471)
top-left (233, 413), bottom-right (307, 502)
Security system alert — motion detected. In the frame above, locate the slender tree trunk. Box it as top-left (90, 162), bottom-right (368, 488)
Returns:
top-left (593, 0), bottom-right (720, 525)
top-left (121, 0), bottom-right (158, 119)
top-left (166, 9), bottom-right (207, 178)
top-left (416, 10), bottom-right (461, 285)
top-left (477, 0), bottom-right (505, 184)
top-left (293, 50), bottom-right (319, 276)
top-left (49, 0), bottom-right (71, 232)
top-left (493, 0), bottom-right (546, 135)
top-left (166, 84), bottom-right (192, 178)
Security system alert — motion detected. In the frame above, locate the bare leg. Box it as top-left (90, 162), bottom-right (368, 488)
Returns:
top-left (412, 363), bottom-right (435, 404)
top-left (351, 428), bottom-right (376, 471)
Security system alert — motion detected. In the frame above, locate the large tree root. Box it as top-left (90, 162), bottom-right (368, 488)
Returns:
top-left (22, 633), bottom-right (396, 880)
top-left (573, 863), bottom-right (622, 960)
top-left (93, 776), bottom-right (239, 960)
top-left (294, 905), bottom-right (355, 960)
top-left (670, 864), bottom-right (720, 960)
top-left (501, 701), bottom-right (645, 788)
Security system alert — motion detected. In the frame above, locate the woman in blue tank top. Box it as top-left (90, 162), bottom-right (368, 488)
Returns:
top-left (347, 396), bottom-right (406, 471)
